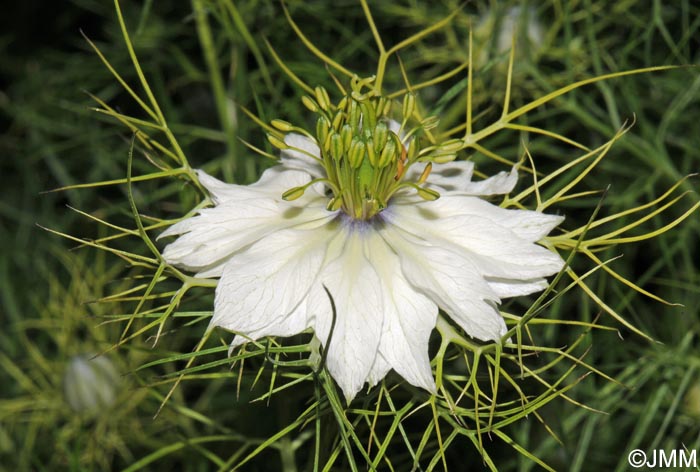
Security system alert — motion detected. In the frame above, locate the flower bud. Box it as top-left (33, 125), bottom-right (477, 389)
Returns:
top-left (63, 354), bottom-right (120, 415)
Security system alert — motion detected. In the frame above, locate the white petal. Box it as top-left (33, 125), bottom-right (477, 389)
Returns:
top-left (160, 168), bottom-right (333, 276)
top-left (487, 277), bottom-right (549, 298)
top-left (417, 160), bottom-right (476, 193)
top-left (281, 133), bottom-right (324, 178)
top-left (211, 224), bottom-right (338, 334)
top-left (366, 231), bottom-right (437, 392)
top-left (386, 196), bottom-right (564, 281)
top-left (460, 166), bottom-right (518, 196)
top-left (392, 192), bottom-right (564, 243)
top-left (228, 297), bottom-right (310, 350)
top-left (366, 353), bottom-right (391, 388)
top-left (305, 228), bottom-right (384, 402)
top-left (187, 167), bottom-right (310, 207)
top-left (381, 225), bottom-right (507, 342)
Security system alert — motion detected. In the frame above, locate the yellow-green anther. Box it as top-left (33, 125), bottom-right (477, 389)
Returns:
top-left (316, 116), bottom-right (330, 146)
top-left (431, 152), bottom-right (457, 164)
top-left (341, 124), bottom-right (353, 152)
top-left (348, 137), bottom-right (365, 169)
top-left (374, 121), bottom-right (388, 152)
top-left (314, 86), bottom-right (331, 111)
top-left (407, 137), bottom-right (418, 160)
top-left (267, 134), bottom-right (288, 150)
top-left (416, 186), bottom-right (440, 201)
top-left (282, 185), bottom-right (307, 201)
top-left (438, 139), bottom-right (464, 153)
top-left (322, 132), bottom-right (333, 153)
top-left (379, 138), bottom-right (397, 168)
top-left (337, 96), bottom-right (348, 110)
top-left (402, 93), bottom-right (416, 120)
top-left (422, 115), bottom-right (439, 130)
top-left (366, 138), bottom-right (378, 167)
top-left (331, 110), bottom-right (344, 130)
top-left (382, 99), bottom-right (392, 117)
top-left (349, 100), bottom-right (360, 130)
top-left (418, 162), bottom-right (432, 184)
top-left (376, 98), bottom-right (387, 117)
top-left (302, 95), bottom-right (319, 113)
top-left (271, 119), bottom-right (294, 132)
top-left (360, 101), bottom-right (376, 130)
top-left (330, 133), bottom-right (343, 161)
top-left (326, 196), bottom-right (344, 211)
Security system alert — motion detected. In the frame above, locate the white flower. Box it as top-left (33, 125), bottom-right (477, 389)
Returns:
top-left (161, 95), bottom-right (564, 402)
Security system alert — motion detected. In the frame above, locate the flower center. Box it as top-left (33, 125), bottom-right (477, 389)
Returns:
top-left (270, 76), bottom-right (465, 220)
